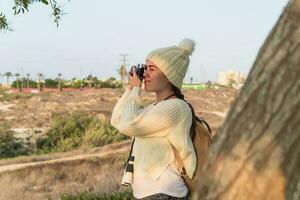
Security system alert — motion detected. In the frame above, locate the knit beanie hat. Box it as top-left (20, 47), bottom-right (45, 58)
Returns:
top-left (146, 38), bottom-right (195, 89)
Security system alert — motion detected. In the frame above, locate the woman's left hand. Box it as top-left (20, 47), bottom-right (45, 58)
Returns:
top-left (127, 68), bottom-right (142, 88)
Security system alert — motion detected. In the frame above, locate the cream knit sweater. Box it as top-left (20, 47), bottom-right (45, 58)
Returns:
top-left (110, 86), bottom-right (196, 180)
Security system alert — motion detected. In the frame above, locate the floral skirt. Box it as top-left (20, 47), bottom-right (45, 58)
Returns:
top-left (134, 193), bottom-right (189, 200)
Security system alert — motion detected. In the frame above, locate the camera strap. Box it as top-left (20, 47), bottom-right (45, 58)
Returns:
top-left (153, 93), bottom-right (177, 105)
top-left (125, 137), bottom-right (135, 166)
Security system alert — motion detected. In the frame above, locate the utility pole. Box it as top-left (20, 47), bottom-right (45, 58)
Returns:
top-left (120, 53), bottom-right (129, 67)
top-left (119, 53), bottom-right (129, 87)
top-left (80, 67), bottom-right (83, 79)
top-left (58, 73), bottom-right (62, 91)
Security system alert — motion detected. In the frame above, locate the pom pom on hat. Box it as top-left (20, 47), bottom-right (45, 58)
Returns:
top-left (178, 38), bottom-right (195, 56)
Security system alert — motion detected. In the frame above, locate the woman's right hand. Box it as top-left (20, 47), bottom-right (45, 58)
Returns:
top-left (127, 67), bottom-right (142, 88)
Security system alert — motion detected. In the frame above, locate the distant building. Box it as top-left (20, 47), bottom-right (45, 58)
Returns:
top-left (217, 70), bottom-right (246, 88)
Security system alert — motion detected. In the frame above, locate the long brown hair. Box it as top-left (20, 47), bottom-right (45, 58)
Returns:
top-left (171, 84), bottom-right (196, 140)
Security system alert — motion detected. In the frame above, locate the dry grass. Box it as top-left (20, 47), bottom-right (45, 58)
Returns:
top-left (0, 140), bottom-right (130, 168)
top-left (0, 146), bottom-right (130, 200)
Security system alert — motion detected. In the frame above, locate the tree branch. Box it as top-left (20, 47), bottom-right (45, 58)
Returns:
top-left (0, 0), bottom-right (69, 31)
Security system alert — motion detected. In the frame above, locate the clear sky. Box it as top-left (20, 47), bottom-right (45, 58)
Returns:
top-left (0, 0), bottom-right (288, 83)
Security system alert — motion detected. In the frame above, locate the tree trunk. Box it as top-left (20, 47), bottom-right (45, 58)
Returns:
top-left (194, 0), bottom-right (300, 200)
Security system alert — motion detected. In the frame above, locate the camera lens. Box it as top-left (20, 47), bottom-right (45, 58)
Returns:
top-left (125, 156), bottom-right (134, 172)
top-left (129, 156), bottom-right (135, 161)
top-left (125, 163), bottom-right (134, 173)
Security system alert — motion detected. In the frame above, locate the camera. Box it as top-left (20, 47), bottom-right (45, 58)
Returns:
top-left (121, 155), bottom-right (135, 186)
top-left (129, 64), bottom-right (146, 81)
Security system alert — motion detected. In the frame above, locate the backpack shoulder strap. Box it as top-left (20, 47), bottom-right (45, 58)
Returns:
top-left (195, 116), bottom-right (212, 134)
top-left (170, 143), bottom-right (187, 175)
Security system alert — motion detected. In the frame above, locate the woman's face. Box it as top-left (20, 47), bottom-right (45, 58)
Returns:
top-left (143, 60), bottom-right (171, 92)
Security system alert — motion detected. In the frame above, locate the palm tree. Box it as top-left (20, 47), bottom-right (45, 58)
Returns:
top-left (4, 72), bottom-right (12, 88)
top-left (26, 74), bottom-right (30, 89)
top-left (37, 73), bottom-right (44, 91)
top-left (92, 76), bottom-right (98, 89)
top-left (14, 73), bottom-right (20, 91)
top-left (190, 76), bottom-right (194, 84)
top-left (118, 65), bottom-right (127, 89)
top-left (86, 74), bottom-right (93, 89)
top-left (20, 74), bottom-right (24, 93)
top-left (58, 73), bottom-right (62, 91)
top-left (0, 73), bottom-right (2, 88)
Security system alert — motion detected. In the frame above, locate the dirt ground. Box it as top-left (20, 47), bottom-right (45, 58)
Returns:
top-left (0, 141), bottom-right (132, 200)
top-left (0, 86), bottom-right (238, 135)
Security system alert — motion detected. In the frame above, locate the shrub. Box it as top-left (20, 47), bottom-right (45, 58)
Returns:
top-left (57, 190), bottom-right (133, 200)
top-left (0, 124), bottom-right (29, 158)
top-left (0, 88), bottom-right (12, 101)
top-left (36, 112), bottom-right (128, 153)
top-left (101, 78), bottom-right (122, 89)
top-left (82, 117), bottom-right (127, 147)
top-left (36, 112), bottom-right (93, 153)
top-left (11, 79), bottom-right (37, 88)
top-left (0, 88), bottom-right (34, 101)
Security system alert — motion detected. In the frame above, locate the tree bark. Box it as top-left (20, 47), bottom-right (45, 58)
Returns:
top-left (194, 0), bottom-right (300, 200)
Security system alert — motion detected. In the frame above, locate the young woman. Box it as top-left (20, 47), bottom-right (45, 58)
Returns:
top-left (110, 39), bottom-right (197, 200)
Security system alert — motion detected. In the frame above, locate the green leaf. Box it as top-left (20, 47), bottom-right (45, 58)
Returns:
top-left (41, 0), bottom-right (49, 5)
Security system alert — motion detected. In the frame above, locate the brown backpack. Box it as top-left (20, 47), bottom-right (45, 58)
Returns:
top-left (170, 104), bottom-right (213, 196)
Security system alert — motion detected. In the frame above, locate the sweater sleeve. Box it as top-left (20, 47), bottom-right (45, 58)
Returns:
top-left (110, 87), bottom-right (140, 130)
top-left (112, 87), bottom-right (188, 138)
